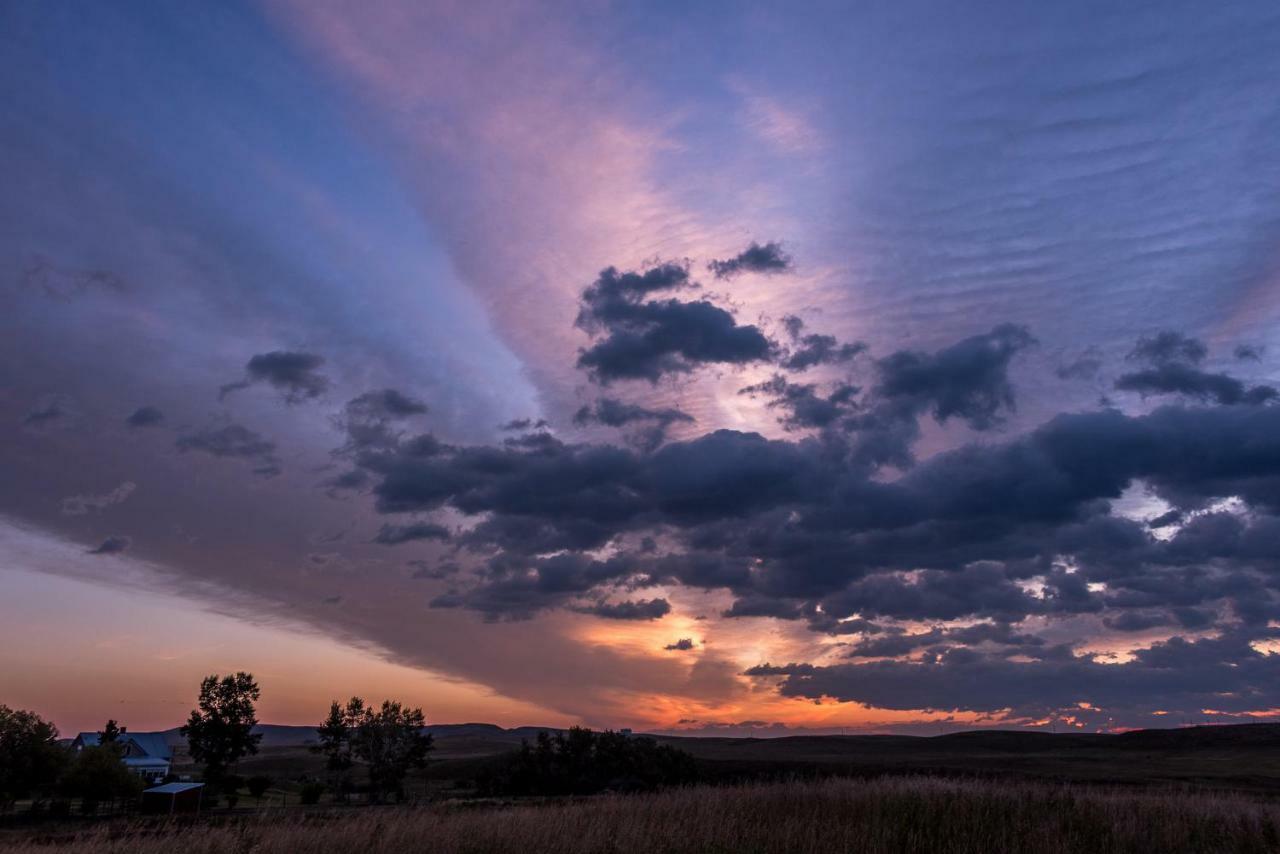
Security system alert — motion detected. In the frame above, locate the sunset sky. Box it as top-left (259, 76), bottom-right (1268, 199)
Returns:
top-left (4, 1), bottom-right (1280, 737)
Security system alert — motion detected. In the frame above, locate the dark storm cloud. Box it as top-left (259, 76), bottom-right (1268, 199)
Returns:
top-left (345, 388), bottom-right (428, 419)
top-left (872, 324), bottom-right (1036, 430)
top-left (175, 423), bottom-right (281, 477)
top-left (740, 375), bottom-right (859, 429)
top-left (87, 535), bottom-right (131, 555)
top-left (664, 638), bottom-right (695, 651)
top-left (500, 417), bottom-right (548, 431)
top-left (574, 397), bottom-right (693, 449)
top-left (574, 398), bottom-right (693, 430)
top-left (777, 316), bottom-right (866, 372)
top-left (1127, 331), bottom-right (1207, 366)
top-left (219, 350), bottom-right (330, 403)
top-left (817, 564), bottom-right (1049, 624)
top-left (579, 598), bottom-right (671, 620)
top-left (720, 595), bottom-right (805, 620)
top-left (1114, 362), bottom-right (1277, 405)
top-left (741, 325), bottom-right (1035, 468)
top-left (844, 622), bottom-right (1044, 659)
top-left (333, 388), bottom-right (429, 455)
top-left (323, 468), bottom-right (372, 492)
top-left (125, 406), bottom-right (164, 428)
top-left (372, 521), bottom-right (451, 545)
top-left (707, 241), bottom-right (793, 279)
top-left (430, 552), bottom-right (643, 621)
top-left (833, 324), bottom-right (1037, 470)
top-left (746, 631), bottom-right (1280, 720)
top-left (1235, 344), bottom-right (1264, 362)
top-left (575, 263), bottom-right (774, 383)
top-left (408, 559), bottom-right (459, 580)
top-left (309, 318), bottom-right (1280, 720)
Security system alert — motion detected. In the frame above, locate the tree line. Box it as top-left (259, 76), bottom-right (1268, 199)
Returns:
top-left (3, 672), bottom-right (697, 813)
top-left (0, 672), bottom-right (434, 812)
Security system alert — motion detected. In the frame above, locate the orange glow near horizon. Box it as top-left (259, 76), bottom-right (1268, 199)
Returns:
top-left (0, 566), bottom-right (568, 735)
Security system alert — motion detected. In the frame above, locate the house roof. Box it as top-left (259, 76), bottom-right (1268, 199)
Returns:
top-left (144, 782), bottom-right (204, 794)
top-left (75, 732), bottom-right (173, 760)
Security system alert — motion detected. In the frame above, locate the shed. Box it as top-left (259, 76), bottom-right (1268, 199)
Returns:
top-left (141, 782), bottom-right (205, 815)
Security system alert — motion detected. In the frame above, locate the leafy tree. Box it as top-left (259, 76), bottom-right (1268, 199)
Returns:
top-left (0, 706), bottom-right (66, 810)
top-left (97, 719), bottom-right (124, 745)
top-left (352, 700), bottom-right (433, 803)
top-left (180, 672), bottom-right (263, 790)
top-left (313, 699), bottom-right (359, 800)
top-left (316, 697), bottom-right (432, 803)
top-left (480, 727), bottom-right (697, 796)
top-left (59, 744), bottom-right (143, 814)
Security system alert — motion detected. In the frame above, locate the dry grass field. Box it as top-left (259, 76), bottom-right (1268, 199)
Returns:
top-left (6, 776), bottom-right (1280, 854)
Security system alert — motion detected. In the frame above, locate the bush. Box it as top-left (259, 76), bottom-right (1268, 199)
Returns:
top-left (247, 776), bottom-right (273, 800)
top-left (298, 782), bottom-right (325, 805)
top-left (479, 728), bottom-right (698, 797)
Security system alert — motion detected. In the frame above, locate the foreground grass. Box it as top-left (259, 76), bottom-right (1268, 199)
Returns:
top-left (7, 776), bottom-right (1280, 854)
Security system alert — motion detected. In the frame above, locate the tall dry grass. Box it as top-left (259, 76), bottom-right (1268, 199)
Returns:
top-left (5, 776), bottom-right (1279, 853)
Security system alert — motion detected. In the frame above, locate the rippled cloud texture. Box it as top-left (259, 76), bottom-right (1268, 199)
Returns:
top-left (3, 0), bottom-right (1280, 733)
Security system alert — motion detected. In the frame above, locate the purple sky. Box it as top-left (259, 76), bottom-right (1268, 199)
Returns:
top-left (3, 0), bottom-right (1280, 735)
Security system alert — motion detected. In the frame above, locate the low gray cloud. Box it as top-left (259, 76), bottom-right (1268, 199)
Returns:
top-left (87, 535), bottom-right (131, 555)
top-left (707, 241), bottom-right (793, 279)
top-left (579, 598), bottom-right (672, 620)
top-left (125, 406), bottom-right (164, 428)
top-left (372, 521), bottom-right (451, 545)
top-left (220, 351), bottom-right (330, 403)
top-left (175, 423), bottom-right (281, 477)
top-left (777, 315), bottom-right (866, 372)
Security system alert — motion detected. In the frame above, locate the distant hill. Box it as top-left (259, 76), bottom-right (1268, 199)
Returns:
top-left (156, 720), bottom-right (1280, 753)
top-left (161, 721), bottom-right (568, 749)
top-left (159, 721), bottom-right (1280, 793)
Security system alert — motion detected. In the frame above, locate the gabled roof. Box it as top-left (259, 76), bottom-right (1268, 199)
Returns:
top-left (74, 732), bottom-right (173, 760)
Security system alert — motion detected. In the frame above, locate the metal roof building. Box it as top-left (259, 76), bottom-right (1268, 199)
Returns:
top-left (141, 782), bottom-right (204, 814)
top-left (72, 731), bottom-right (174, 783)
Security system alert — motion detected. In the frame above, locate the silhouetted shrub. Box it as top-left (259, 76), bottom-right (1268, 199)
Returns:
top-left (247, 775), bottom-right (272, 800)
top-left (479, 727), bottom-right (698, 796)
top-left (298, 782), bottom-right (325, 805)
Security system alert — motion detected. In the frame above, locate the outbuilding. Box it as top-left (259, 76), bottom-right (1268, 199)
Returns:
top-left (141, 782), bottom-right (205, 815)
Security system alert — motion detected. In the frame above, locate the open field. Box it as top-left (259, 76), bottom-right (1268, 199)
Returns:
top-left (210, 723), bottom-right (1280, 798)
top-left (4, 776), bottom-right (1280, 854)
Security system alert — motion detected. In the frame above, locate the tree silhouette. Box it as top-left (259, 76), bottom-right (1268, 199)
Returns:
top-left (481, 727), bottom-right (698, 796)
top-left (314, 699), bottom-right (360, 801)
top-left (97, 719), bottom-right (124, 746)
top-left (316, 697), bottom-right (433, 803)
top-left (0, 706), bottom-right (65, 810)
top-left (180, 672), bottom-right (262, 793)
